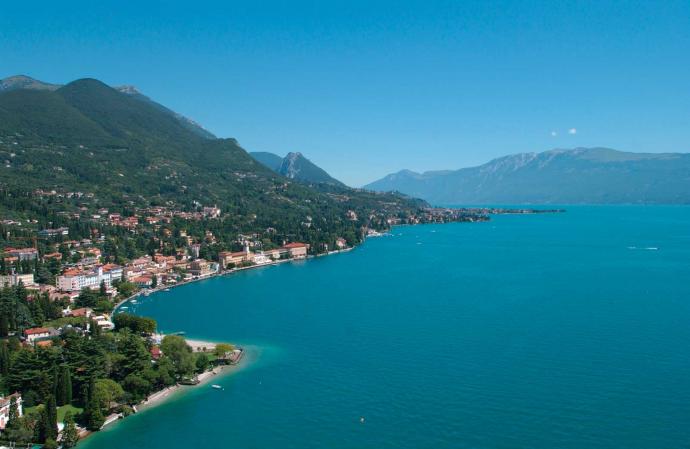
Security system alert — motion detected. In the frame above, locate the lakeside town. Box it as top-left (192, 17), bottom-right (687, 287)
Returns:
top-left (0, 195), bottom-right (519, 448)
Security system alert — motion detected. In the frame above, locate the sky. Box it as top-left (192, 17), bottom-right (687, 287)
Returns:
top-left (2, 0), bottom-right (690, 186)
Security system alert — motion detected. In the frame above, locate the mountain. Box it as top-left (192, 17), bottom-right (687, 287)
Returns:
top-left (250, 151), bottom-right (284, 171)
top-left (114, 85), bottom-right (215, 139)
top-left (250, 151), bottom-right (345, 186)
top-left (365, 148), bottom-right (690, 204)
top-left (0, 75), bottom-right (214, 139)
top-left (0, 77), bottom-right (427, 248)
top-left (0, 75), bottom-right (60, 92)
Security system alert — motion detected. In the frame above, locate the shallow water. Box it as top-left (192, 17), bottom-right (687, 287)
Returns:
top-left (82, 206), bottom-right (690, 448)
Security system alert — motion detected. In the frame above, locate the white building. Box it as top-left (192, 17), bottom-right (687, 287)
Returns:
top-left (57, 264), bottom-right (123, 292)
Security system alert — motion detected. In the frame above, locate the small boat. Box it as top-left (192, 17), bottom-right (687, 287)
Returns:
top-left (163, 288), bottom-right (171, 292)
top-left (211, 385), bottom-right (222, 390)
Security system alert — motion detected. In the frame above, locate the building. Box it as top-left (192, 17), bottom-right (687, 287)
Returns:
top-left (37, 227), bottom-right (69, 238)
top-left (132, 275), bottom-right (154, 288)
top-left (202, 206), bottom-right (221, 218)
top-left (23, 327), bottom-right (51, 344)
top-left (335, 238), bottom-right (348, 249)
top-left (92, 315), bottom-right (115, 331)
top-left (282, 242), bottom-right (309, 259)
top-left (219, 247), bottom-right (254, 268)
top-left (0, 393), bottom-right (23, 430)
top-left (56, 264), bottom-right (123, 292)
top-left (2, 247), bottom-right (38, 261)
top-left (188, 259), bottom-right (218, 277)
top-left (67, 307), bottom-right (94, 318)
top-left (0, 273), bottom-right (36, 287)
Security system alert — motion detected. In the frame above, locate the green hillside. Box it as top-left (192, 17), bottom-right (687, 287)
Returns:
top-left (0, 77), bottom-right (429, 252)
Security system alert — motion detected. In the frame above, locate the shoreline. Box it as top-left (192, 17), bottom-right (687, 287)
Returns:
top-left (79, 348), bottom-right (248, 442)
top-left (113, 246), bottom-right (356, 315)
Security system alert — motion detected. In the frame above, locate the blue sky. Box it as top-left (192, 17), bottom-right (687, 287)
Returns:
top-left (2, 0), bottom-right (689, 186)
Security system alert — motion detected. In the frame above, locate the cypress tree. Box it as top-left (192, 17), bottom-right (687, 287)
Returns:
top-left (83, 376), bottom-right (104, 430)
top-left (42, 394), bottom-right (58, 442)
top-left (56, 365), bottom-right (72, 406)
top-left (62, 412), bottom-right (79, 448)
top-left (0, 341), bottom-right (9, 375)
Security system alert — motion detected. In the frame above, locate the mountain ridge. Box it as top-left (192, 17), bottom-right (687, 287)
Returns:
top-left (250, 151), bottom-right (344, 186)
top-left (365, 147), bottom-right (690, 204)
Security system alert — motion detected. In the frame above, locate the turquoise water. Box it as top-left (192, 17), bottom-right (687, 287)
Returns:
top-left (82, 206), bottom-right (690, 448)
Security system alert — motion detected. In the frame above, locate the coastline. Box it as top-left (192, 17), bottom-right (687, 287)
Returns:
top-left (113, 246), bottom-right (356, 314)
top-left (79, 347), bottom-right (248, 442)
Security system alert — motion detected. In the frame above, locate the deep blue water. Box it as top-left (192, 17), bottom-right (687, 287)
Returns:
top-left (82, 206), bottom-right (690, 448)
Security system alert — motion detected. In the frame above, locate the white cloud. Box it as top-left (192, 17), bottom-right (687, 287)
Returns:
top-left (550, 131), bottom-right (558, 137)
top-left (568, 128), bottom-right (577, 134)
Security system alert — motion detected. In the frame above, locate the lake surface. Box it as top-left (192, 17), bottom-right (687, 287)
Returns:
top-left (82, 206), bottom-right (690, 449)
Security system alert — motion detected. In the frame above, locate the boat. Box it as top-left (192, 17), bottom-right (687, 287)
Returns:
top-left (163, 288), bottom-right (171, 292)
top-left (211, 385), bottom-right (222, 389)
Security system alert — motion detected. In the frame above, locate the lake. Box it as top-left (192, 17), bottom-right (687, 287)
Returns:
top-left (81, 206), bottom-right (690, 448)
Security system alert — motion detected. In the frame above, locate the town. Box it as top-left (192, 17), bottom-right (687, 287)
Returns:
top-left (0, 193), bottom-right (495, 447)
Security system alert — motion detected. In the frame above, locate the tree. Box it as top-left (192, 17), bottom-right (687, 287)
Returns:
top-left (82, 377), bottom-right (105, 430)
top-left (41, 394), bottom-right (58, 442)
top-left (0, 340), bottom-right (9, 375)
top-left (161, 335), bottom-right (195, 377)
top-left (43, 438), bottom-right (58, 449)
top-left (99, 280), bottom-right (107, 297)
top-left (195, 352), bottom-right (210, 373)
top-left (56, 365), bottom-right (72, 406)
top-left (113, 313), bottom-right (156, 334)
top-left (76, 289), bottom-right (99, 308)
top-left (62, 411), bottom-right (80, 448)
top-left (214, 343), bottom-right (235, 358)
top-left (122, 374), bottom-right (151, 402)
top-left (151, 275), bottom-right (158, 289)
top-left (94, 378), bottom-right (124, 412)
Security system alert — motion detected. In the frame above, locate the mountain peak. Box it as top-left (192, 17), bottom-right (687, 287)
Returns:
top-left (116, 85), bottom-right (142, 95)
top-left (250, 151), bottom-right (344, 186)
top-left (0, 75), bottom-right (61, 92)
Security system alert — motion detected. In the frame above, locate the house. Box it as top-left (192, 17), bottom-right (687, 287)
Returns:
top-left (69, 307), bottom-right (94, 318)
top-left (2, 247), bottom-right (38, 261)
top-left (132, 275), bottom-right (153, 288)
top-left (57, 264), bottom-right (123, 292)
top-left (335, 238), bottom-right (347, 249)
top-left (92, 315), bottom-right (114, 331)
top-left (0, 393), bottom-right (23, 430)
top-left (282, 242), bottom-right (309, 259)
top-left (43, 252), bottom-right (63, 261)
top-left (0, 273), bottom-right (36, 287)
top-left (202, 206), bottom-right (221, 218)
top-left (23, 327), bottom-right (51, 343)
top-left (188, 259), bottom-right (218, 276)
top-left (37, 227), bottom-right (69, 238)
top-left (219, 248), bottom-right (254, 268)
top-left (150, 346), bottom-right (162, 361)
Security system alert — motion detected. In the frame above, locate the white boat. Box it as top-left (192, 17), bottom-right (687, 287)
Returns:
top-left (211, 385), bottom-right (222, 389)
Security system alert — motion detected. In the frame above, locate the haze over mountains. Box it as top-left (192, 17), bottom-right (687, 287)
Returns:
top-left (365, 148), bottom-right (690, 205)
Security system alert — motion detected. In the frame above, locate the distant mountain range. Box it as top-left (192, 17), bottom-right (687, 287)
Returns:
top-left (250, 151), bottom-right (344, 186)
top-left (365, 148), bottom-right (690, 204)
top-left (0, 75), bottom-right (215, 140)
